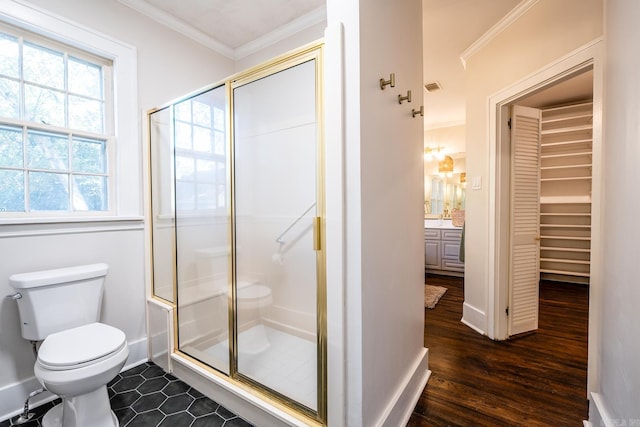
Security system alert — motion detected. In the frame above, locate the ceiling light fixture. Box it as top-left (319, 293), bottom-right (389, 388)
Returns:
top-left (438, 155), bottom-right (454, 175)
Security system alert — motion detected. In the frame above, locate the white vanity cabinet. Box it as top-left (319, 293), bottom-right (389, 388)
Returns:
top-left (424, 225), bottom-right (464, 276)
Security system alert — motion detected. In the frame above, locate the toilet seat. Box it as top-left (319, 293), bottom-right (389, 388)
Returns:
top-left (237, 283), bottom-right (271, 300)
top-left (37, 323), bottom-right (126, 371)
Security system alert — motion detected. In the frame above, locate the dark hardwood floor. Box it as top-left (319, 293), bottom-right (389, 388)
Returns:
top-left (409, 275), bottom-right (589, 426)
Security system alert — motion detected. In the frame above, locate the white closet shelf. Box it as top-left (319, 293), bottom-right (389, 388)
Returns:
top-left (540, 235), bottom-right (591, 241)
top-left (540, 212), bottom-right (591, 216)
top-left (541, 246), bottom-right (591, 253)
top-left (540, 196), bottom-right (591, 204)
top-left (541, 176), bottom-right (591, 182)
top-left (541, 113), bottom-right (593, 125)
top-left (541, 124), bottom-right (593, 135)
top-left (540, 164), bottom-right (592, 170)
top-left (541, 151), bottom-right (592, 159)
top-left (540, 268), bottom-right (590, 277)
top-left (541, 257), bottom-right (590, 264)
top-left (542, 102), bottom-right (593, 114)
top-left (540, 138), bottom-right (592, 148)
top-left (540, 224), bottom-right (591, 229)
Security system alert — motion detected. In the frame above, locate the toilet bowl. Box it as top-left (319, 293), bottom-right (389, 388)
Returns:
top-left (34, 323), bottom-right (129, 427)
top-left (237, 281), bottom-right (273, 311)
top-left (8, 264), bottom-right (129, 427)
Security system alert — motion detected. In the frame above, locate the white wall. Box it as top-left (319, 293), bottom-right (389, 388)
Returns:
top-left (327, 0), bottom-right (427, 425)
top-left (462, 0), bottom-right (602, 332)
top-left (0, 0), bottom-right (233, 419)
top-left (591, 0), bottom-right (640, 423)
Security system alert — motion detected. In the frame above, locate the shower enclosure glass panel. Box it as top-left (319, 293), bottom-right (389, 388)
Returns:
top-left (149, 106), bottom-right (175, 303)
top-left (233, 59), bottom-right (320, 411)
top-left (174, 85), bottom-right (230, 375)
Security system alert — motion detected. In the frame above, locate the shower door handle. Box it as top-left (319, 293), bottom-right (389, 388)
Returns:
top-left (313, 217), bottom-right (322, 251)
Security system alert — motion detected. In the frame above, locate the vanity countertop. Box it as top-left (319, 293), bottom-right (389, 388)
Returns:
top-left (424, 219), bottom-right (462, 229)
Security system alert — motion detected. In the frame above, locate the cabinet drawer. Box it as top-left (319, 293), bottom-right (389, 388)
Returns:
top-left (442, 258), bottom-right (464, 272)
top-left (442, 229), bottom-right (462, 241)
top-left (424, 229), bottom-right (441, 240)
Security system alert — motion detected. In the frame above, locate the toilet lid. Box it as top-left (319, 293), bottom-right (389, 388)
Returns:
top-left (38, 323), bottom-right (126, 369)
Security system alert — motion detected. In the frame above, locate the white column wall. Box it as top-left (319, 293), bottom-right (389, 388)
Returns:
top-left (327, 0), bottom-right (427, 425)
top-left (592, 0), bottom-right (640, 422)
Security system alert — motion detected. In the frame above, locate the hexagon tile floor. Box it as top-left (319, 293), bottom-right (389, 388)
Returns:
top-left (0, 361), bottom-right (255, 427)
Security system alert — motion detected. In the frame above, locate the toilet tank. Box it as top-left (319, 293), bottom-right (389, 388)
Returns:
top-left (9, 263), bottom-right (109, 341)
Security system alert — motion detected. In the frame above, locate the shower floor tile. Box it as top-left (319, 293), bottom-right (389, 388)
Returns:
top-left (0, 361), bottom-right (254, 427)
top-left (202, 324), bottom-right (317, 410)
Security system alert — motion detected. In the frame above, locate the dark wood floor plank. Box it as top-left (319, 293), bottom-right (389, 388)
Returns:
top-left (409, 275), bottom-right (589, 426)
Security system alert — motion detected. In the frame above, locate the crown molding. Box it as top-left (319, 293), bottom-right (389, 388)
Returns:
top-left (118, 0), bottom-right (326, 61)
top-left (234, 6), bottom-right (326, 60)
top-left (117, 0), bottom-right (235, 59)
top-left (459, 0), bottom-right (539, 69)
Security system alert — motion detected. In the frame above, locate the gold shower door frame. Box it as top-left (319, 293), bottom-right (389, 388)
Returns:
top-left (227, 42), bottom-right (327, 424)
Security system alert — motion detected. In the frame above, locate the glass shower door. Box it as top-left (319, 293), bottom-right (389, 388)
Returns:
top-left (173, 85), bottom-right (231, 375)
top-left (232, 53), bottom-right (324, 414)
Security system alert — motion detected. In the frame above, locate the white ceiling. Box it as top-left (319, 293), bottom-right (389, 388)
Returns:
top-left (119, 0), bottom-right (592, 130)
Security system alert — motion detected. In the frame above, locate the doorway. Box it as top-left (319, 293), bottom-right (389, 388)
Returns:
top-left (488, 40), bottom-right (603, 396)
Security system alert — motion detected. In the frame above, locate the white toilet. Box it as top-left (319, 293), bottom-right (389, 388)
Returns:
top-left (9, 263), bottom-right (129, 427)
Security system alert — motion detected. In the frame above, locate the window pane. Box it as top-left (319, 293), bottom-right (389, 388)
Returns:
top-left (72, 175), bottom-right (107, 211)
top-left (175, 156), bottom-right (194, 180)
top-left (196, 159), bottom-right (215, 182)
top-left (72, 138), bottom-right (106, 173)
top-left (0, 77), bottom-right (19, 119)
top-left (23, 42), bottom-right (64, 89)
top-left (0, 33), bottom-right (19, 78)
top-left (213, 107), bottom-right (224, 130)
top-left (197, 183), bottom-right (216, 209)
top-left (27, 131), bottom-right (68, 171)
top-left (216, 161), bottom-right (226, 182)
top-left (175, 122), bottom-right (192, 149)
top-left (174, 101), bottom-right (191, 122)
top-left (68, 57), bottom-right (103, 99)
top-left (193, 126), bottom-right (211, 152)
top-left (176, 181), bottom-right (195, 211)
top-left (0, 125), bottom-right (23, 168)
top-left (24, 84), bottom-right (65, 127)
top-left (29, 171), bottom-right (69, 211)
top-left (192, 101), bottom-right (211, 127)
top-left (214, 131), bottom-right (225, 155)
top-left (69, 96), bottom-right (104, 133)
top-left (0, 170), bottom-right (25, 212)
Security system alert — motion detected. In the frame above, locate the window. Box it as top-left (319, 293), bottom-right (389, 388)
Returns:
top-left (0, 23), bottom-right (113, 215)
top-left (174, 92), bottom-right (227, 212)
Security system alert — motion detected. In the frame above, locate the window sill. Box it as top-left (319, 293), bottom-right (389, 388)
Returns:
top-left (0, 216), bottom-right (145, 238)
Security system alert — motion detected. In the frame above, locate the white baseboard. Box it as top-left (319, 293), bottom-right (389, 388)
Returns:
top-left (123, 336), bottom-right (149, 371)
top-left (0, 338), bottom-right (148, 422)
top-left (589, 392), bottom-right (612, 427)
top-left (376, 348), bottom-right (430, 427)
top-left (461, 302), bottom-right (486, 335)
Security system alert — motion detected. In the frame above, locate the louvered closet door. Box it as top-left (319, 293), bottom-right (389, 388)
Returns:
top-left (509, 105), bottom-right (541, 336)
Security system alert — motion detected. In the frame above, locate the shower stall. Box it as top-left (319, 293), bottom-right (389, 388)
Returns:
top-left (148, 43), bottom-right (326, 423)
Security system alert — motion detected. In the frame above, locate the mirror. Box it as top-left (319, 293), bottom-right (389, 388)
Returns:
top-left (424, 155), bottom-right (466, 218)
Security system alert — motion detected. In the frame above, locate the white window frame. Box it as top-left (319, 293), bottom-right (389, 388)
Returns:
top-left (0, 0), bottom-right (139, 223)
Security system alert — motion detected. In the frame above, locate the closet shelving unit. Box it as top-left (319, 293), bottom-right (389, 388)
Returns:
top-left (539, 101), bottom-right (593, 284)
